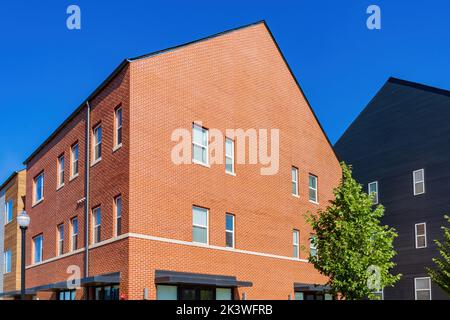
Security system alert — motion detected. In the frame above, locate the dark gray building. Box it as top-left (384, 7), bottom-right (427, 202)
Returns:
top-left (335, 77), bottom-right (450, 300)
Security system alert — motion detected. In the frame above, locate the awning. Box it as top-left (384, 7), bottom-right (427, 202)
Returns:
top-left (155, 270), bottom-right (252, 288)
top-left (0, 272), bottom-right (121, 296)
top-left (294, 283), bottom-right (331, 292)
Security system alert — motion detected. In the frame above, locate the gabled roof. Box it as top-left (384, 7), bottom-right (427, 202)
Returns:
top-left (0, 169), bottom-right (25, 192)
top-left (24, 20), bottom-right (336, 164)
top-left (387, 77), bottom-right (450, 98)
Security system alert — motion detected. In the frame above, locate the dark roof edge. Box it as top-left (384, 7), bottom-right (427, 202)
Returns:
top-left (388, 77), bottom-right (450, 97)
top-left (23, 20), bottom-right (266, 166)
top-left (261, 23), bottom-right (340, 163)
top-left (23, 59), bottom-right (130, 165)
top-left (129, 20), bottom-right (266, 62)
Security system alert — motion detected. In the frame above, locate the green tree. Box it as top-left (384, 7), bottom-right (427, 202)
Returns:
top-left (306, 162), bottom-right (401, 300)
top-left (427, 215), bottom-right (450, 296)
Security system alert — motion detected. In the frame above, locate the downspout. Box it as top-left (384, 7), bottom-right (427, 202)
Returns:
top-left (84, 101), bottom-right (91, 299)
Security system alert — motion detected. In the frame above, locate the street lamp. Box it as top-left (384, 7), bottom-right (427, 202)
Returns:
top-left (17, 211), bottom-right (30, 300)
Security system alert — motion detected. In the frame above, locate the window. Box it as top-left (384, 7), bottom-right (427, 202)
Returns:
top-left (156, 285), bottom-right (178, 300)
top-left (292, 167), bottom-right (299, 196)
top-left (115, 196), bottom-right (122, 236)
top-left (368, 181), bottom-right (378, 204)
top-left (415, 223), bottom-right (427, 249)
top-left (57, 224), bottom-right (64, 256)
top-left (310, 235), bottom-right (318, 257)
top-left (415, 277), bottom-right (431, 300)
top-left (413, 169), bottom-right (425, 195)
top-left (71, 217), bottom-right (78, 251)
top-left (93, 125), bottom-right (102, 163)
top-left (71, 143), bottom-right (79, 178)
top-left (114, 107), bottom-right (123, 148)
top-left (192, 206), bottom-right (208, 244)
top-left (225, 214), bottom-right (235, 248)
top-left (33, 235), bottom-right (43, 263)
top-left (192, 124), bottom-right (208, 165)
top-left (372, 289), bottom-right (384, 300)
top-left (4, 199), bottom-right (13, 224)
top-left (293, 229), bottom-right (299, 258)
top-left (225, 138), bottom-right (235, 174)
top-left (92, 207), bottom-right (101, 244)
top-left (309, 174), bottom-right (318, 203)
top-left (58, 290), bottom-right (76, 300)
top-left (34, 172), bottom-right (44, 204)
top-left (4, 250), bottom-right (12, 273)
top-left (57, 155), bottom-right (65, 188)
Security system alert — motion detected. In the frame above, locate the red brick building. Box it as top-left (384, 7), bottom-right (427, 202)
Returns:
top-left (22, 21), bottom-right (341, 300)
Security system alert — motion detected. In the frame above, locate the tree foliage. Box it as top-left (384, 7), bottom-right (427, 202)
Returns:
top-left (427, 215), bottom-right (450, 296)
top-left (307, 162), bottom-right (401, 300)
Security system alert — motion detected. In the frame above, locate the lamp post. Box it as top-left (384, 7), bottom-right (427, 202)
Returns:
top-left (17, 211), bottom-right (30, 300)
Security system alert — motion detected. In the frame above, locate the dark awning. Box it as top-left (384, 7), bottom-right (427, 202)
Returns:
top-left (294, 283), bottom-right (331, 292)
top-left (0, 272), bottom-right (122, 296)
top-left (155, 270), bottom-right (252, 288)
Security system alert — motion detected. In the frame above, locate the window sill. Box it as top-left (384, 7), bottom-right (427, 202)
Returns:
top-left (91, 158), bottom-right (102, 168)
top-left (414, 192), bottom-right (426, 196)
top-left (112, 144), bottom-right (122, 153)
top-left (225, 171), bottom-right (236, 176)
top-left (309, 200), bottom-right (319, 205)
top-left (69, 174), bottom-right (79, 182)
top-left (32, 198), bottom-right (44, 208)
top-left (56, 183), bottom-right (65, 191)
top-left (192, 160), bottom-right (210, 168)
top-left (292, 194), bottom-right (300, 198)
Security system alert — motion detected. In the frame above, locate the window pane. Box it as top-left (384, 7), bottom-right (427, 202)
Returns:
top-left (294, 292), bottom-right (304, 300)
top-left (309, 188), bottom-right (317, 202)
top-left (416, 290), bottom-right (431, 300)
top-left (226, 232), bottom-right (233, 248)
top-left (216, 288), bottom-right (232, 300)
top-left (324, 294), bottom-right (333, 300)
top-left (193, 145), bottom-right (205, 163)
top-left (415, 182), bottom-right (424, 194)
top-left (225, 160), bottom-right (233, 173)
top-left (193, 207), bottom-right (207, 226)
top-left (416, 278), bottom-right (430, 290)
top-left (416, 224), bottom-right (425, 235)
top-left (225, 139), bottom-right (233, 156)
top-left (193, 226), bottom-right (207, 243)
top-left (293, 245), bottom-right (298, 258)
top-left (156, 285), bottom-right (177, 300)
top-left (193, 125), bottom-right (206, 146)
top-left (292, 168), bottom-right (297, 181)
top-left (309, 175), bottom-right (317, 188)
top-left (293, 230), bottom-right (299, 244)
top-left (200, 289), bottom-right (214, 300)
top-left (414, 170), bottom-right (423, 182)
top-left (226, 215), bottom-right (234, 231)
top-left (417, 236), bottom-right (426, 247)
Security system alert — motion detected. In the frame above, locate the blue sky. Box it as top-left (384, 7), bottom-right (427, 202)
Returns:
top-left (1, 0), bottom-right (450, 182)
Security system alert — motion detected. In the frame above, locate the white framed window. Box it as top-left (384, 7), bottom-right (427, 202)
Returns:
top-left (310, 235), bottom-right (318, 257)
top-left (93, 124), bottom-right (102, 163)
top-left (309, 174), bottom-right (318, 203)
top-left (192, 124), bottom-right (208, 166)
top-left (71, 217), bottom-right (78, 251)
top-left (414, 277), bottom-right (431, 300)
top-left (225, 213), bottom-right (235, 248)
top-left (57, 224), bottom-right (64, 256)
top-left (71, 143), bottom-right (79, 178)
top-left (57, 155), bottom-right (65, 188)
top-left (4, 250), bottom-right (12, 273)
top-left (368, 181), bottom-right (379, 204)
top-left (225, 138), bottom-right (235, 174)
top-left (293, 229), bottom-right (299, 258)
top-left (92, 207), bottom-right (101, 244)
top-left (413, 169), bottom-right (425, 195)
top-left (33, 234), bottom-right (43, 263)
top-left (292, 167), bottom-right (299, 196)
top-left (115, 195), bottom-right (122, 236)
top-left (192, 206), bottom-right (208, 244)
top-left (34, 172), bottom-right (44, 204)
top-left (415, 222), bottom-right (427, 249)
top-left (4, 199), bottom-right (13, 224)
top-left (114, 107), bottom-right (123, 148)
